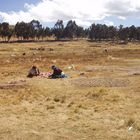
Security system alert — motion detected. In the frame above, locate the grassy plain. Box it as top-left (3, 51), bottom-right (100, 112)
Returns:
top-left (0, 40), bottom-right (140, 140)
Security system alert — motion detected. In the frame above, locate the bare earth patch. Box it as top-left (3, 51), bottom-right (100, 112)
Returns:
top-left (71, 77), bottom-right (130, 87)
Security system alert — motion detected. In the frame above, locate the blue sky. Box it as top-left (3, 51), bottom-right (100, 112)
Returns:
top-left (0, 0), bottom-right (140, 27)
top-left (0, 0), bottom-right (40, 12)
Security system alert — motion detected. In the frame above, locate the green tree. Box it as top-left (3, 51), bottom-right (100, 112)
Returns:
top-left (53, 20), bottom-right (64, 40)
top-left (64, 20), bottom-right (78, 39)
top-left (129, 25), bottom-right (137, 41)
top-left (30, 20), bottom-right (42, 40)
top-left (1, 22), bottom-right (13, 42)
top-left (15, 21), bottom-right (35, 40)
top-left (118, 25), bottom-right (129, 40)
top-left (107, 26), bottom-right (117, 40)
top-left (76, 26), bottom-right (85, 38)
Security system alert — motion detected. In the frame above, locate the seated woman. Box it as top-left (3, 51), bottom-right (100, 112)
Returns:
top-left (49, 65), bottom-right (67, 79)
top-left (27, 65), bottom-right (40, 78)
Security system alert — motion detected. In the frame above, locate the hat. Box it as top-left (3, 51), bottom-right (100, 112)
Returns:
top-left (32, 65), bottom-right (37, 69)
top-left (51, 65), bottom-right (56, 69)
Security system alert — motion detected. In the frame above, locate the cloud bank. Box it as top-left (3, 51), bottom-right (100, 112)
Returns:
top-left (0, 0), bottom-right (140, 26)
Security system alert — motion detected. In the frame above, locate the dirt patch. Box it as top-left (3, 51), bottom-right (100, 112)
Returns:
top-left (71, 77), bottom-right (130, 88)
top-left (0, 79), bottom-right (26, 89)
top-left (0, 84), bottom-right (25, 89)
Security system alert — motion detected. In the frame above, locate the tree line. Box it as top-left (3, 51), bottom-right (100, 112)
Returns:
top-left (0, 19), bottom-right (140, 42)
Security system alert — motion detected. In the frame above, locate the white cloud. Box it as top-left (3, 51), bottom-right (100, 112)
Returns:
top-left (0, 0), bottom-right (140, 26)
top-left (0, 11), bottom-right (33, 24)
top-left (104, 20), bottom-right (114, 26)
top-left (118, 16), bottom-right (126, 20)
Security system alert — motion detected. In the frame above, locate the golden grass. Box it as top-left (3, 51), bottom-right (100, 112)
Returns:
top-left (0, 40), bottom-right (140, 140)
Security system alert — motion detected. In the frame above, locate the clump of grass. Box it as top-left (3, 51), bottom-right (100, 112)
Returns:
top-left (136, 124), bottom-right (140, 131)
top-left (86, 88), bottom-right (107, 100)
top-left (98, 88), bottom-right (107, 94)
top-left (74, 108), bottom-right (79, 113)
top-left (54, 97), bottom-right (60, 102)
top-left (135, 122), bottom-right (140, 131)
top-left (53, 96), bottom-right (66, 103)
top-left (77, 104), bottom-right (87, 109)
top-left (47, 105), bottom-right (55, 110)
top-left (127, 118), bottom-right (135, 127)
top-left (126, 118), bottom-right (140, 132)
top-left (109, 95), bottom-right (120, 102)
top-left (67, 101), bottom-right (74, 107)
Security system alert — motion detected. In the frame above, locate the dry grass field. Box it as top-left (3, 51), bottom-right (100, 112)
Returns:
top-left (0, 40), bottom-right (140, 140)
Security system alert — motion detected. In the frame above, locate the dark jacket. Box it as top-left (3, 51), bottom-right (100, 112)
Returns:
top-left (52, 67), bottom-right (62, 76)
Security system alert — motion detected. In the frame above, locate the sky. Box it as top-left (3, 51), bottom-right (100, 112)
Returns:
top-left (0, 0), bottom-right (140, 27)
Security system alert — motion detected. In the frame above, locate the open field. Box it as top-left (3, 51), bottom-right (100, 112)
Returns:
top-left (0, 40), bottom-right (140, 140)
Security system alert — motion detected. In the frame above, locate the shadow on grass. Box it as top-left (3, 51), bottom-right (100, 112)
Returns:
top-left (0, 39), bottom-right (79, 44)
